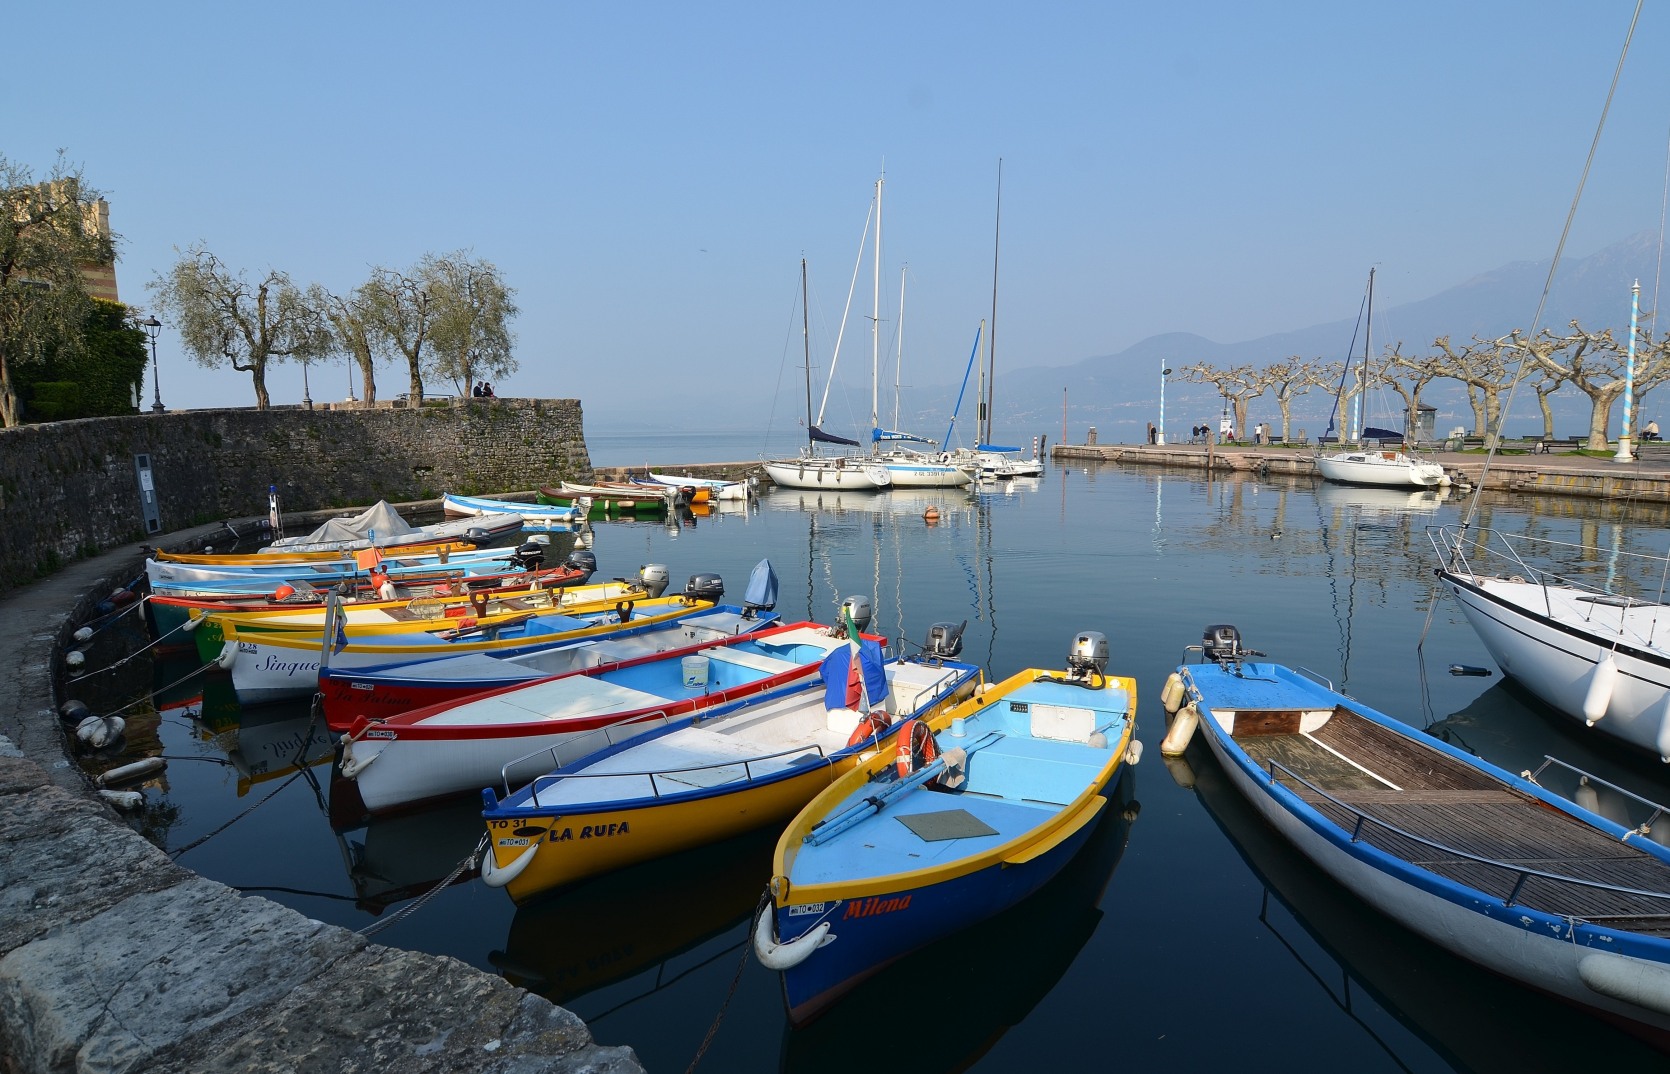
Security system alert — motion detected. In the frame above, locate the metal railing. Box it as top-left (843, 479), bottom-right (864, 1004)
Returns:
top-left (1527, 755), bottom-right (1670, 837)
top-left (1429, 524), bottom-right (1670, 629)
top-left (1264, 758), bottom-right (1670, 915)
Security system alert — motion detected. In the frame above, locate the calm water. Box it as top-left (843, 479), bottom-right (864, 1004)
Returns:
top-left (87, 456), bottom-right (1670, 1072)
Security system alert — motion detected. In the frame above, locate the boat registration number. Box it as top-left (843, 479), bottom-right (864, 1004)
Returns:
top-left (788, 903), bottom-right (828, 917)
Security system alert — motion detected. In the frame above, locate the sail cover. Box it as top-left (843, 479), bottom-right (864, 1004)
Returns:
top-left (975, 442), bottom-right (1022, 453)
top-left (871, 428), bottom-right (936, 446)
top-left (808, 425), bottom-right (861, 447)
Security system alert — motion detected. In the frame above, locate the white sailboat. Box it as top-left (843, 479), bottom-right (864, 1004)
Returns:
top-left (763, 256), bottom-right (891, 492)
top-left (1312, 268), bottom-right (1450, 489)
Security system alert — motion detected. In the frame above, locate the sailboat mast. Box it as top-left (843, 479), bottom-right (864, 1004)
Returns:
top-left (801, 258), bottom-right (813, 450)
top-left (985, 158), bottom-right (1003, 446)
top-left (872, 174), bottom-right (883, 438)
top-left (1353, 267), bottom-right (1375, 443)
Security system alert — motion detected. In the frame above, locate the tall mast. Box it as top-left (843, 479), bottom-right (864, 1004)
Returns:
top-left (893, 265), bottom-right (906, 432)
top-left (801, 257), bottom-right (813, 450)
top-left (986, 158), bottom-right (1003, 446)
top-left (871, 173), bottom-right (883, 435)
top-left (1354, 266), bottom-right (1375, 443)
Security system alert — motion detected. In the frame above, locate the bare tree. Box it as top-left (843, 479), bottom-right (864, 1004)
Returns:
top-left (1517, 321), bottom-right (1670, 450)
top-left (149, 245), bottom-right (328, 410)
top-left (0, 153), bottom-right (114, 427)
top-left (1179, 362), bottom-right (1264, 439)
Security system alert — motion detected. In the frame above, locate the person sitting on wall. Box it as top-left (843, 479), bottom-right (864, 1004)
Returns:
top-left (1645, 419), bottom-right (1661, 441)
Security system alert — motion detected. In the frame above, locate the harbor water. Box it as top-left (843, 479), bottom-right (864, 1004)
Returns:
top-left (92, 445), bottom-right (1670, 1073)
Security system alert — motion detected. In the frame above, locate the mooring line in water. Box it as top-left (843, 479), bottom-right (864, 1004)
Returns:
top-left (66, 614), bottom-right (203, 681)
top-left (170, 770), bottom-right (305, 859)
top-left (82, 656), bottom-right (225, 721)
top-left (683, 896), bottom-right (763, 1074)
top-left (356, 835), bottom-right (489, 939)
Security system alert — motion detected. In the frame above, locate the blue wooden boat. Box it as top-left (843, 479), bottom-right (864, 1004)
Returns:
top-left (754, 631), bottom-right (1139, 1025)
top-left (441, 491), bottom-right (586, 532)
top-left (1166, 623), bottom-right (1670, 1049)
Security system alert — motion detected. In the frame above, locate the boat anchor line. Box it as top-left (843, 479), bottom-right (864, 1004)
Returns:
top-left (66, 596), bottom-right (190, 681)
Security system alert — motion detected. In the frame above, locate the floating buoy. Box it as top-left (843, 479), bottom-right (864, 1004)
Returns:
top-left (98, 789), bottom-right (144, 812)
top-left (1161, 703), bottom-right (1200, 756)
top-left (1160, 673), bottom-right (1185, 715)
top-left (73, 626), bottom-right (94, 643)
top-left (923, 507), bottom-right (940, 524)
top-left (109, 589), bottom-right (137, 607)
top-left (76, 714), bottom-right (126, 749)
top-left (97, 756), bottom-right (165, 787)
top-left (60, 699), bottom-right (92, 724)
top-left (274, 584), bottom-right (296, 601)
top-left (1583, 655), bottom-right (1619, 726)
top-left (1448, 664), bottom-right (1493, 677)
top-left (65, 650), bottom-right (85, 669)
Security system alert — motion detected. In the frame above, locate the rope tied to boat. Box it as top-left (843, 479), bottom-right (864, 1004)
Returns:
top-left (684, 890), bottom-right (767, 1074)
top-left (66, 604), bottom-right (199, 681)
top-left (171, 770), bottom-right (307, 859)
top-left (357, 834), bottom-right (489, 939)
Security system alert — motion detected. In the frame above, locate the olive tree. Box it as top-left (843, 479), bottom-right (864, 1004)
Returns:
top-left (426, 251), bottom-right (518, 396)
top-left (149, 245), bottom-right (329, 409)
top-left (0, 153), bottom-right (114, 427)
top-left (307, 281), bottom-right (382, 405)
top-left (365, 263), bottom-right (439, 403)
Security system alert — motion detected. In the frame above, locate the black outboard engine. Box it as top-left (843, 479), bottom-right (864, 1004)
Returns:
top-left (1202, 623), bottom-right (1249, 664)
top-left (923, 620), bottom-right (966, 661)
top-left (684, 572), bottom-right (724, 603)
top-left (639, 563), bottom-right (670, 598)
top-left (1065, 631), bottom-right (1109, 682)
top-left (563, 549), bottom-right (597, 584)
top-left (840, 595), bottom-right (873, 634)
top-left (508, 540), bottom-right (546, 571)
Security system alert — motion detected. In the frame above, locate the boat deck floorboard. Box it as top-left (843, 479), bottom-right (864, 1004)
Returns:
top-left (1234, 706), bottom-right (1670, 931)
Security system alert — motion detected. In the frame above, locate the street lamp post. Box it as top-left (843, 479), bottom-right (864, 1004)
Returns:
top-left (140, 316), bottom-right (165, 413)
top-left (1158, 365), bottom-right (1172, 445)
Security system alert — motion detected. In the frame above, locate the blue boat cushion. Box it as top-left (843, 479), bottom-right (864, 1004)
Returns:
top-left (896, 809), bottom-right (999, 842)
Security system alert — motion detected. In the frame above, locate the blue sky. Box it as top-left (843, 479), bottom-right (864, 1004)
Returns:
top-left (7, 2), bottom-right (1668, 436)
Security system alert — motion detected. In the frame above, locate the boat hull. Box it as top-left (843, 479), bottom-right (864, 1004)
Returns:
top-left (1314, 450), bottom-right (1449, 488)
top-left (763, 458), bottom-right (890, 491)
top-left (1182, 657), bottom-right (1670, 1042)
top-left (1440, 571), bottom-right (1670, 759)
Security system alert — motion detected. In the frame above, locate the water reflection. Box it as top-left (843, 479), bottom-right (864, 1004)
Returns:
top-left (778, 772), bottom-right (1140, 1074)
top-left (330, 791), bottom-right (485, 914)
top-left (491, 826), bottom-right (776, 1006)
top-left (1173, 742), bottom-right (1666, 1071)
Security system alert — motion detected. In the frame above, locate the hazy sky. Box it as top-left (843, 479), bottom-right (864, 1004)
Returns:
top-left (8, 2), bottom-right (1668, 436)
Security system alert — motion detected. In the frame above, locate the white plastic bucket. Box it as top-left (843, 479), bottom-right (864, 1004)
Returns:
top-left (682, 655), bottom-right (710, 689)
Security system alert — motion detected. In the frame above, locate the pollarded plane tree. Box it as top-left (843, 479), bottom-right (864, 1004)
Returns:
top-left (1514, 320), bottom-right (1670, 450)
top-left (1429, 334), bottom-right (1518, 441)
top-left (1178, 362), bottom-right (1265, 441)
top-left (1259, 356), bottom-right (1326, 442)
top-left (0, 154), bottom-right (113, 428)
top-left (1381, 342), bottom-right (1450, 442)
top-left (149, 245), bottom-right (329, 410)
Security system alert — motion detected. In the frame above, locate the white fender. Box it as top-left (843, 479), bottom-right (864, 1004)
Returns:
top-left (752, 905), bottom-right (832, 970)
top-left (1125, 739), bottom-right (1144, 766)
top-left (182, 616), bottom-right (203, 632)
top-left (215, 641), bottom-right (238, 671)
top-left (1161, 703), bottom-right (1200, 756)
top-left (1573, 778), bottom-right (1600, 816)
top-left (1579, 952), bottom-right (1670, 1016)
top-left (338, 740), bottom-right (376, 780)
top-left (1652, 692), bottom-right (1670, 764)
top-left (1159, 673), bottom-right (1185, 715)
top-left (481, 842), bottom-right (538, 888)
top-left (1582, 654), bottom-right (1618, 726)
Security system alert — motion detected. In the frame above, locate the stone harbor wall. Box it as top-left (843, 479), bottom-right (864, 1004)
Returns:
top-left (0, 398), bottom-right (592, 596)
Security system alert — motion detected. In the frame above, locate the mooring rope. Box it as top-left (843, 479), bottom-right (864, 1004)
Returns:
top-left (683, 893), bottom-right (765, 1074)
top-left (356, 835), bottom-right (488, 939)
top-left (170, 770), bottom-right (306, 859)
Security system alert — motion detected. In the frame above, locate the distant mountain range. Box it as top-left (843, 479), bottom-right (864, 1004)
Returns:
top-left (913, 232), bottom-right (1665, 445)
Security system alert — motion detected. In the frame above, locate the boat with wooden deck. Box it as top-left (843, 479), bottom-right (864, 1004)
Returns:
top-left (1167, 623), bottom-right (1670, 1048)
top-left (481, 618), bottom-right (981, 903)
top-left (754, 630), bottom-right (1138, 1026)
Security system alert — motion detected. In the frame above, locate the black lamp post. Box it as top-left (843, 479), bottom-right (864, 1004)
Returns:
top-left (140, 316), bottom-right (164, 413)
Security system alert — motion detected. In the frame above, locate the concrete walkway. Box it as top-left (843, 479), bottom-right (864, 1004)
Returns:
top-left (0, 518), bottom-right (644, 1074)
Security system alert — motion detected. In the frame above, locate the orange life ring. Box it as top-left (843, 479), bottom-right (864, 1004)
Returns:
top-left (894, 719), bottom-right (939, 777)
top-left (846, 711), bottom-right (891, 747)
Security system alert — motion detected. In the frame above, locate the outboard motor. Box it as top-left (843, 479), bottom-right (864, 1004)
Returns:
top-left (563, 549), bottom-right (597, 584)
top-left (465, 526), bottom-right (493, 545)
top-left (839, 595), bottom-right (873, 634)
top-left (1065, 631), bottom-right (1110, 683)
top-left (1202, 623), bottom-right (1255, 664)
top-left (741, 559), bottom-right (778, 618)
top-left (923, 620), bottom-right (966, 661)
top-left (508, 540), bottom-right (546, 571)
top-left (639, 563), bottom-right (671, 598)
top-left (684, 572), bottom-right (724, 603)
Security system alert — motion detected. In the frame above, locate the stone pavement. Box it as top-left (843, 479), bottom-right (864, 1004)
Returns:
top-left (0, 517), bottom-right (644, 1074)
